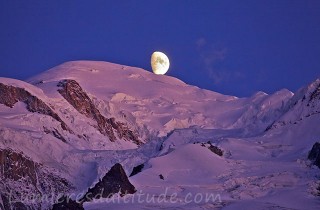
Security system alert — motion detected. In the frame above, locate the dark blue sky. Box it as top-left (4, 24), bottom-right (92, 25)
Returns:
top-left (1, 0), bottom-right (319, 97)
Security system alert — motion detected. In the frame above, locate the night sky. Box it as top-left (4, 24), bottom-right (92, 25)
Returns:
top-left (1, 0), bottom-right (319, 97)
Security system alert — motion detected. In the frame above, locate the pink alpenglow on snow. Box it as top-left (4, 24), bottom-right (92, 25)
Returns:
top-left (0, 61), bottom-right (319, 210)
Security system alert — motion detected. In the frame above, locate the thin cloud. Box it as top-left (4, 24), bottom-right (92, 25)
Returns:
top-left (196, 37), bottom-right (207, 49)
top-left (196, 38), bottom-right (244, 85)
top-left (208, 69), bottom-right (245, 85)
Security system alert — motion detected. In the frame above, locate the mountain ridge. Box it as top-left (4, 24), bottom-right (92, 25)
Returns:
top-left (0, 60), bottom-right (319, 210)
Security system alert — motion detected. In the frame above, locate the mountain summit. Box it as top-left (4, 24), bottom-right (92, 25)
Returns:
top-left (0, 61), bottom-right (319, 210)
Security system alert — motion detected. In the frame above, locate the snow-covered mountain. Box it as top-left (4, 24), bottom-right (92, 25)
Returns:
top-left (0, 61), bottom-right (319, 210)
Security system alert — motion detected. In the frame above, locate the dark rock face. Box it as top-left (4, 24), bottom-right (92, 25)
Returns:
top-left (0, 193), bottom-right (29, 210)
top-left (199, 142), bottom-right (224, 156)
top-left (57, 80), bottom-right (104, 122)
top-left (208, 145), bottom-right (224, 156)
top-left (309, 83), bottom-right (320, 104)
top-left (58, 79), bottom-right (141, 144)
top-left (308, 142), bottom-right (320, 168)
top-left (52, 196), bottom-right (84, 210)
top-left (0, 149), bottom-right (37, 185)
top-left (129, 164), bottom-right (144, 177)
top-left (0, 83), bottom-right (71, 134)
top-left (44, 127), bottom-right (67, 142)
top-left (81, 163), bottom-right (136, 202)
top-left (0, 149), bottom-right (71, 210)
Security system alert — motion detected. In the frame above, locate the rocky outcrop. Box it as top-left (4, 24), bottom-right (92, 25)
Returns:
top-left (52, 196), bottom-right (84, 210)
top-left (199, 142), bottom-right (224, 156)
top-left (0, 149), bottom-right (71, 210)
top-left (0, 83), bottom-right (71, 134)
top-left (108, 117), bottom-right (140, 144)
top-left (0, 149), bottom-right (38, 186)
top-left (308, 142), bottom-right (320, 168)
top-left (81, 163), bottom-right (136, 202)
top-left (208, 145), bottom-right (224, 156)
top-left (129, 164), bottom-right (144, 177)
top-left (0, 193), bottom-right (30, 210)
top-left (265, 80), bottom-right (320, 131)
top-left (308, 82), bottom-right (320, 106)
top-left (44, 127), bottom-right (67, 142)
top-left (58, 79), bottom-right (141, 144)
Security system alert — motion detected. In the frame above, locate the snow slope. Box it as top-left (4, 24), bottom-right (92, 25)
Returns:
top-left (0, 60), bottom-right (319, 209)
top-left (28, 61), bottom-right (293, 137)
top-left (86, 115), bottom-right (320, 210)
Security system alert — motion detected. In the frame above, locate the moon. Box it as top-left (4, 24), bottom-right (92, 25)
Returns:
top-left (151, 51), bottom-right (170, 75)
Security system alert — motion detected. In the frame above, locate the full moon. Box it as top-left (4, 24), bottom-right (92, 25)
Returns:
top-left (151, 51), bottom-right (170, 75)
